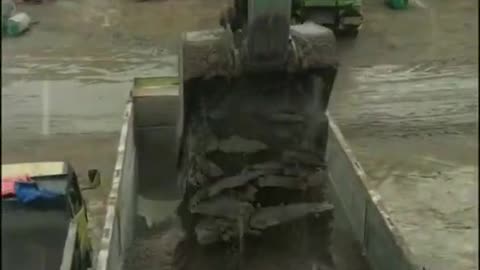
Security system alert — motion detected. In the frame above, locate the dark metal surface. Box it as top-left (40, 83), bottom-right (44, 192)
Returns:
top-left (1, 164), bottom-right (91, 270)
top-left (1, 207), bottom-right (70, 270)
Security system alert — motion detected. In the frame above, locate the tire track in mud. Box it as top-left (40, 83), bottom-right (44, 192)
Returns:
top-left (2, 53), bottom-right (177, 84)
top-left (330, 62), bottom-right (478, 139)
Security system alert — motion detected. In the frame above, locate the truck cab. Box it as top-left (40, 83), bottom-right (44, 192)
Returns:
top-left (1, 161), bottom-right (94, 270)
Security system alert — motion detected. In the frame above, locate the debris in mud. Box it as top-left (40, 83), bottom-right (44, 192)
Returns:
top-left (2, 0), bottom-right (35, 39)
top-left (195, 157), bottom-right (223, 178)
top-left (194, 218), bottom-right (224, 244)
top-left (237, 184), bottom-right (258, 201)
top-left (190, 196), bottom-right (254, 220)
top-left (19, 0), bottom-right (43, 4)
top-left (215, 135), bottom-right (268, 153)
top-left (257, 175), bottom-right (302, 189)
top-left (187, 157), bottom-right (224, 186)
top-left (123, 222), bottom-right (186, 270)
top-left (188, 169), bottom-right (208, 186)
top-left (250, 161), bottom-right (283, 173)
top-left (188, 170), bottom-right (262, 207)
top-left (268, 112), bottom-right (305, 124)
top-left (282, 150), bottom-right (325, 167)
top-left (206, 171), bottom-right (264, 198)
top-left (249, 203), bottom-right (334, 230)
top-left (4, 12), bottom-right (31, 37)
top-left (194, 216), bottom-right (262, 245)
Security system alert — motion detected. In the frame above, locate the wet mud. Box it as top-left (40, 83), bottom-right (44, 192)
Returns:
top-left (126, 177), bottom-right (372, 270)
top-left (126, 192), bottom-right (371, 270)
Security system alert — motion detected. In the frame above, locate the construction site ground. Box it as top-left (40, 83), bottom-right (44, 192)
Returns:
top-left (2, 0), bottom-right (478, 269)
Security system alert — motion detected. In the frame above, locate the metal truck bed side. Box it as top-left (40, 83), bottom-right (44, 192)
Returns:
top-left (96, 101), bottom-right (137, 270)
top-left (96, 76), bottom-right (179, 270)
top-left (326, 113), bottom-right (419, 270)
top-left (97, 77), bottom-right (419, 270)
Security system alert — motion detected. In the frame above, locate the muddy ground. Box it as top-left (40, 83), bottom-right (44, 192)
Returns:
top-left (2, 0), bottom-right (478, 269)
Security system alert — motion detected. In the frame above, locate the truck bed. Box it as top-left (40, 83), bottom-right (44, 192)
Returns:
top-left (96, 61), bottom-right (477, 270)
top-left (2, 208), bottom-right (70, 270)
top-left (96, 76), bottom-right (373, 270)
top-left (330, 62), bottom-right (478, 270)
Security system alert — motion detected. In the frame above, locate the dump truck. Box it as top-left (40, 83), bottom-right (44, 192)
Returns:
top-left (93, 3), bottom-right (421, 268)
top-left (94, 74), bottom-right (422, 270)
top-left (1, 162), bottom-right (99, 270)
top-left (92, 0), bottom-right (423, 269)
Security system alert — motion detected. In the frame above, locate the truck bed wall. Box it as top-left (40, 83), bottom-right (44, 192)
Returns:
top-left (96, 77), bottom-right (180, 270)
top-left (95, 78), bottom-right (418, 270)
top-left (132, 81), bottom-right (179, 200)
top-left (326, 113), bottom-right (419, 270)
top-left (96, 102), bottom-right (138, 270)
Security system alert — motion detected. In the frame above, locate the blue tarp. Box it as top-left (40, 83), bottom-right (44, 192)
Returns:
top-left (14, 182), bottom-right (63, 205)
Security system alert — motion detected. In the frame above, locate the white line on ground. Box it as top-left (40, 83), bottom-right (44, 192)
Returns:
top-left (42, 80), bottom-right (50, 136)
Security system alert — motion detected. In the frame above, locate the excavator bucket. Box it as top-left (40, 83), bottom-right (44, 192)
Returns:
top-left (176, 22), bottom-right (338, 248)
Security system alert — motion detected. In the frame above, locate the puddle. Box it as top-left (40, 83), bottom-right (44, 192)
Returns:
top-left (2, 79), bottom-right (129, 139)
top-left (2, 53), bottom-right (178, 141)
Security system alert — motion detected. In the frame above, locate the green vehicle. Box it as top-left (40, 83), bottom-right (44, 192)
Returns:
top-left (385, 0), bottom-right (408, 9)
top-left (220, 0), bottom-right (362, 38)
top-left (293, 0), bottom-right (363, 35)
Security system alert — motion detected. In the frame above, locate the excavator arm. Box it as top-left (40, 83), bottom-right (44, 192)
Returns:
top-left (221, 0), bottom-right (293, 71)
top-left (178, 0), bottom-right (338, 248)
